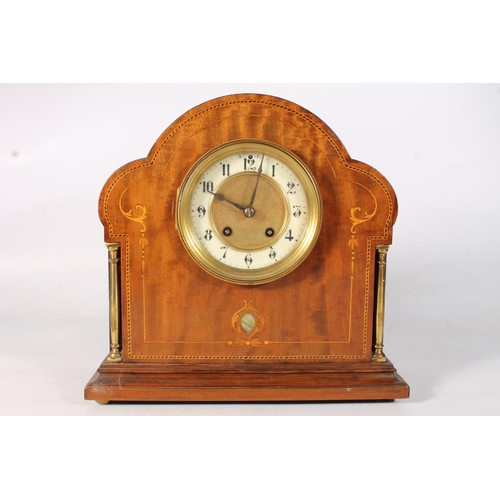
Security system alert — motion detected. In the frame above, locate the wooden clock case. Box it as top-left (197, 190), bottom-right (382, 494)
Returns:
top-left (84, 93), bottom-right (409, 403)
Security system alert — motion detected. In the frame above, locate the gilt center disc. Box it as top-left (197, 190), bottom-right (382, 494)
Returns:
top-left (210, 173), bottom-right (288, 251)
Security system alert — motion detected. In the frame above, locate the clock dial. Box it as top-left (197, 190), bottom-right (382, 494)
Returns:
top-left (177, 140), bottom-right (322, 285)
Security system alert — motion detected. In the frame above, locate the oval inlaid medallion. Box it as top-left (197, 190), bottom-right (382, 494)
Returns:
top-left (241, 313), bottom-right (256, 334)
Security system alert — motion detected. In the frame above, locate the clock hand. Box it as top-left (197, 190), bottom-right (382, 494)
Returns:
top-left (207, 190), bottom-right (246, 211)
top-left (248, 154), bottom-right (265, 209)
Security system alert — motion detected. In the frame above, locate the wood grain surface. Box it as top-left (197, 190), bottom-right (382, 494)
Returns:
top-left (85, 94), bottom-right (409, 402)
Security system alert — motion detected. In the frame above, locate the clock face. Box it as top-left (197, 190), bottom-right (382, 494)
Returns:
top-left (176, 140), bottom-right (322, 285)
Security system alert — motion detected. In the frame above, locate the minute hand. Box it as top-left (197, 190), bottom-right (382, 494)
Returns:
top-left (248, 154), bottom-right (265, 208)
top-left (207, 190), bottom-right (246, 211)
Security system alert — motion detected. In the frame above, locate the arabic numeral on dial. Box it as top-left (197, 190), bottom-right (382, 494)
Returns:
top-left (269, 246), bottom-right (277, 261)
top-left (287, 182), bottom-right (296, 194)
top-left (197, 205), bottom-right (206, 218)
top-left (244, 156), bottom-right (255, 170)
top-left (293, 205), bottom-right (302, 218)
top-left (285, 229), bottom-right (294, 241)
top-left (244, 254), bottom-right (253, 268)
top-left (271, 164), bottom-right (276, 177)
top-left (220, 246), bottom-right (228, 260)
top-left (204, 229), bottom-right (213, 241)
top-left (222, 163), bottom-right (230, 176)
top-left (201, 181), bottom-right (214, 193)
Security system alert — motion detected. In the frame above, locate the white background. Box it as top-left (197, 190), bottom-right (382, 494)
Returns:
top-left (2, 84), bottom-right (499, 498)
top-left (1, 2), bottom-right (500, 499)
top-left (2, 83), bottom-right (499, 417)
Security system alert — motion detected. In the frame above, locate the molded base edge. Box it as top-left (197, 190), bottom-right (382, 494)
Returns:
top-left (84, 359), bottom-right (410, 403)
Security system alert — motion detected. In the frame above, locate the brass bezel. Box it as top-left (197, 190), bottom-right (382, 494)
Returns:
top-left (176, 139), bottom-right (323, 285)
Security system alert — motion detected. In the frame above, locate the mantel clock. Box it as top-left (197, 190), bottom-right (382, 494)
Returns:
top-left (85, 93), bottom-right (409, 403)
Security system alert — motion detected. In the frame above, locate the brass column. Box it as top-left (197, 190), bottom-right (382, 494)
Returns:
top-left (106, 242), bottom-right (122, 363)
top-left (372, 245), bottom-right (389, 363)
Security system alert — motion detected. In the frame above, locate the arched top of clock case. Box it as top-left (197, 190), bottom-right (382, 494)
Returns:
top-left (99, 93), bottom-right (398, 242)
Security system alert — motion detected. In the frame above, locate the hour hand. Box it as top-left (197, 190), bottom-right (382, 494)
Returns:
top-left (207, 190), bottom-right (246, 211)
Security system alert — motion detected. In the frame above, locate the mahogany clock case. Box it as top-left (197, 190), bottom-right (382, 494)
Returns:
top-left (84, 93), bottom-right (409, 403)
